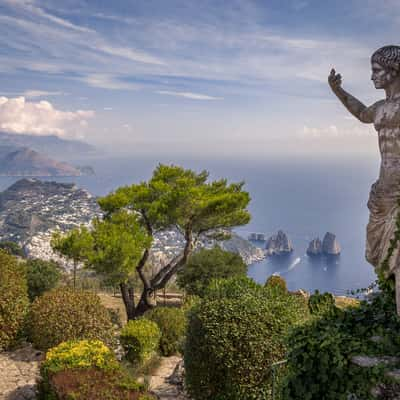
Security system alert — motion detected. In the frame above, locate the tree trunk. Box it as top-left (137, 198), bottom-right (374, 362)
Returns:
top-left (133, 288), bottom-right (155, 318)
top-left (120, 282), bottom-right (136, 321)
top-left (133, 225), bottom-right (194, 318)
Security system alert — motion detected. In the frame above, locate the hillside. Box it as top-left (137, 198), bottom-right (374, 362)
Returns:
top-left (0, 132), bottom-right (95, 158)
top-left (0, 147), bottom-right (82, 176)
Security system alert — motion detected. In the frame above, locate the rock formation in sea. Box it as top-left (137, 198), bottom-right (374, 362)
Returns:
top-left (322, 232), bottom-right (341, 255)
top-left (307, 238), bottom-right (322, 256)
top-left (265, 230), bottom-right (293, 256)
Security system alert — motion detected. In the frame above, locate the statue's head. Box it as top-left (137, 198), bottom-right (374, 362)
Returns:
top-left (371, 45), bottom-right (400, 89)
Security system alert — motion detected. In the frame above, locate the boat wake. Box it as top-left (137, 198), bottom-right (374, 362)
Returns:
top-left (288, 257), bottom-right (301, 271)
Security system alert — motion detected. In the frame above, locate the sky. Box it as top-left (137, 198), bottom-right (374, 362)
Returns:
top-left (0, 0), bottom-right (399, 159)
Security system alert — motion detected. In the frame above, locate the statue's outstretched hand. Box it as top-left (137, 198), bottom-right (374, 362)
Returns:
top-left (328, 68), bottom-right (342, 92)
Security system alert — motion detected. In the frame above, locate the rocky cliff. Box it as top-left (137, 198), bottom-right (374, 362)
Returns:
top-left (322, 232), bottom-right (341, 255)
top-left (307, 238), bottom-right (323, 256)
top-left (265, 230), bottom-right (293, 256)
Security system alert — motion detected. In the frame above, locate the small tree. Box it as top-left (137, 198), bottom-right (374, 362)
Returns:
top-left (51, 226), bottom-right (93, 289)
top-left (86, 211), bottom-right (152, 320)
top-left (25, 259), bottom-right (62, 301)
top-left (177, 246), bottom-right (247, 297)
top-left (98, 164), bottom-right (251, 318)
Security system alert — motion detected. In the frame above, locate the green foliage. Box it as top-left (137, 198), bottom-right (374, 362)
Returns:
top-left (87, 211), bottom-right (152, 285)
top-left (308, 290), bottom-right (336, 317)
top-left (265, 274), bottom-right (288, 293)
top-left (98, 164), bottom-right (251, 235)
top-left (0, 241), bottom-right (25, 257)
top-left (145, 307), bottom-right (187, 356)
top-left (51, 225), bottom-right (93, 263)
top-left (283, 279), bottom-right (400, 399)
top-left (42, 339), bottom-right (119, 374)
top-left (39, 340), bottom-right (153, 400)
top-left (0, 250), bottom-right (29, 350)
top-left (25, 259), bottom-right (61, 301)
top-left (120, 319), bottom-right (161, 364)
top-left (177, 246), bottom-right (247, 297)
top-left (28, 288), bottom-right (115, 351)
top-left (184, 276), bottom-right (309, 400)
top-left (283, 205), bottom-right (400, 399)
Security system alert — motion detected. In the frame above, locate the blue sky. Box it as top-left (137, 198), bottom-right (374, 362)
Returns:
top-left (0, 0), bottom-right (398, 158)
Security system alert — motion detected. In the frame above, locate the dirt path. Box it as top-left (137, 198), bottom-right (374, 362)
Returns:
top-left (149, 356), bottom-right (188, 400)
top-left (0, 345), bottom-right (43, 400)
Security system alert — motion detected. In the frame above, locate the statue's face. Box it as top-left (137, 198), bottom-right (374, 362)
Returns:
top-left (371, 62), bottom-right (397, 89)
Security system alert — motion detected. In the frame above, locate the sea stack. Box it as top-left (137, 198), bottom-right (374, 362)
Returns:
top-left (265, 230), bottom-right (293, 256)
top-left (322, 232), bottom-right (341, 255)
top-left (307, 238), bottom-right (322, 256)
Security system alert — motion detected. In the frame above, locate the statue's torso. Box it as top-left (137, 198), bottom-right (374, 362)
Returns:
top-left (373, 99), bottom-right (400, 181)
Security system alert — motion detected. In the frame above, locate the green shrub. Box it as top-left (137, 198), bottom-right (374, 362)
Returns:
top-left (120, 319), bottom-right (161, 364)
top-left (308, 290), bottom-right (336, 317)
top-left (0, 241), bottom-right (25, 257)
top-left (177, 247), bottom-right (247, 297)
top-left (43, 339), bottom-right (119, 374)
top-left (25, 259), bottom-right (61, 301)
top-left (184, 276), bottom-right (309, 400)
top-left (265, 274), bottom-right (288, 292)
top-left (28, 288), bottom-right (115, 351)
top-left (283, 276), bottom-right (400, 399)
top-left (39, 339), bottom-right (154, 400)
top-left (0, 250), bottom-right (29, 350)
top-left (146, 307), bottom-right (186, 356)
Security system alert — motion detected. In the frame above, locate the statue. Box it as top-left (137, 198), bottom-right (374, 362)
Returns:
top-left (328, 45), bottom-right (400, 314)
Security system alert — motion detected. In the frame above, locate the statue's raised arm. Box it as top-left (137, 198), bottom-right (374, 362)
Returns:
top-left (328, 68), bottom-right (374, 123)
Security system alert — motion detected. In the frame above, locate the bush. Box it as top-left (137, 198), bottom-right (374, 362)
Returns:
top-left (0, 250), bottom-right (29, 350)
top-left (283, 277), bottom-right (400, 399)
top-left (39, 339), bottom-right (154, 400)
top-left (120, 319), bottom-right (161, 364)
top-left (265, 274), bottom-right (288, 292)
top-left (308, 290), bottom-right (336, 316)
top-left (0, 241), bottom-right (25, 257)
top-left (146, 307), bottom-right (186, 356)
top-left (177, 247), bottom-right (247, 297)
top-left (25, 259), bottom-right (61, 301)
top-left (184, 276), bottom-right (309, 400)
top-left (28, 288), bottom-right (115, 350)
top-left (43, 339), bottom-right (119, 373)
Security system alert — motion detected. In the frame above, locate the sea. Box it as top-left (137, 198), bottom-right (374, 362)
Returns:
top-left (0, 154), bottom-right (381, 296)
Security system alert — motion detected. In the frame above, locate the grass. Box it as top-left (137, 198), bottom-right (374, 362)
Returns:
top-left (335, 296), bottom-right (360, 309)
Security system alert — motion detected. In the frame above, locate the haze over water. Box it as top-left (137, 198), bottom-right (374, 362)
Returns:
top-left (0, 154), bottom-right (379, 295)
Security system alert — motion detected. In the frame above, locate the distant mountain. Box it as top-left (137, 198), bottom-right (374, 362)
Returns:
top-left (0, 147), bottom-right (82, 176)
top-left (0, 132), bottom-right (96, 158)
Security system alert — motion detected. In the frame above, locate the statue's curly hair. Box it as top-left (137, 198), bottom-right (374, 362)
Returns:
top-left (371, 45), bottom-right (400, 71)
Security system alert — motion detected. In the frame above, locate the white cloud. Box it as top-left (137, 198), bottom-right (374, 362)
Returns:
top-left (156, 90), bottom-right (223, 100)
top-left (3, 0), bottom-right (94, 33)
top-left (94, 44), bottom-right (166, 66)
top-left (22, 90), bottom-right (65, 98)
top-left (299, 123), bottom-right (375, 139)
top-left (0, 96), bottom-right (94, 137)
top-left (80, 74), bottom-right (140, 90)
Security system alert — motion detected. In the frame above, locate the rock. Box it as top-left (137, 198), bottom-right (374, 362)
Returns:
top-left (265, 230), bottom-right (293, 256)
top-left (351, 355), bottom-right (400, 368)
top-left (307, 238), bottom-right (322, 256)
top-left (386, 369), bottom-right (400, 381)
top-left (168, 360), bottom-right (185, 386)
top-left (322, 232), bottom-right (341, 255)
